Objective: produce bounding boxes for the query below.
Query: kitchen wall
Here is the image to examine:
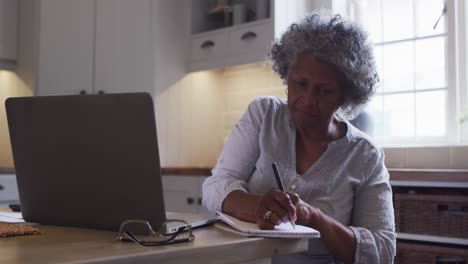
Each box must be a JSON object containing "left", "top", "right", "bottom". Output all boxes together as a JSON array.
[
  {"left": 219, "top": 63, "right": 286, "bottom": 141},
  {"left": 154, "top": 62, "right": 285, "bottom": 168},
  {"left": 156, "top": 62, "right": 468, "bottom": 170},
  {"left": 0, "top": 70, "right": 32, "bottom": 167},
  {"left": 155, "top": 70, "right": 224, "bottom": 167},
  {"left": 1, "top": 63, "right": 467, "bottom": 170}
]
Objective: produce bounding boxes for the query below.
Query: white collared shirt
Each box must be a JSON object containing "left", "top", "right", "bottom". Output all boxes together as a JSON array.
[{"left": 202, "top": 96, "right": 396, "bottom": 264}]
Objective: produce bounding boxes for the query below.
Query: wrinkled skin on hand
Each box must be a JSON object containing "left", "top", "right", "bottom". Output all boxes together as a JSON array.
[
  {"left": 255, "top": 189, "right": 320, "bottom": 230},
  {"left": 255, "top": 188, "right": 297, "bottom": 229}
]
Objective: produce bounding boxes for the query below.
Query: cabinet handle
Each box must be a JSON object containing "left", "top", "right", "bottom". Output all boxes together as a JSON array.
[
  {"left": 241, "top": 31, "right": 257, "bottom": 40},
  {"left": 79, "top": 90, "right": 87, "bottom": 95},
  {"left": 198, "top": 198, "right": 202, "bottom": 205},
  {"left": 186, "top": 197, "right": 194, "bottom": 205},
  {"left": 97, "top": 90, "right": 105, "bottom": 95},
  {"left": 201, "top": 40, "right": 215, "bottom": 49},
  {"left": 0, "top": 184, "right": 4, "bottom": 191}
]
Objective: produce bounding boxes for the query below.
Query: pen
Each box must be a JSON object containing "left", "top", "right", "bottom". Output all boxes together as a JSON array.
[{"left": 271, "top": 162, "right": 296, "bottom": 230}]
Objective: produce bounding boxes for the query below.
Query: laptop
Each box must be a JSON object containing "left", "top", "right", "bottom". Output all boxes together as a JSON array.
[{"left": 6, "top": 93, "right": 187, "bottom": 232}]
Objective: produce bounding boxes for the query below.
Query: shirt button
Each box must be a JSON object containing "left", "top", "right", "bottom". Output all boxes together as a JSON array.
[{"left": 291, "top": 184, "right": 296, "bottom": 190}]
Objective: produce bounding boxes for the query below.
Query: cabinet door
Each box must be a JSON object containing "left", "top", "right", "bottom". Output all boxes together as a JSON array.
[
  {"left": 162, "top": 175, "right": 206, "bottom": 214},
  {"left": 228, "top": 22, "right": 273, "bottom": 55},
  {"left": 37, "top": 0, "right": 94, "bottom": 96},
  {"left": 191, "top": 32, "right": 228, "bottom": 62},
  {"left": 197, "top": 176, "right": 210, "bottom": 214},
  {"left": 94, "top": 0, "right": 154, "bottom": 95},
  {"left": 224, "top": 21, "right": 274, "bottom": 68},
  {"left": 0, "top": 0, "right": 17, "bottom": 62}
]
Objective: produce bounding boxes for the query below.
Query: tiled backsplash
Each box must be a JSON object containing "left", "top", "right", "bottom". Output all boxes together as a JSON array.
[
  {"left": 220, "top": 63, "right": 286, "bottom": 141},
  {"left": 155, "top": 63, "right": 468, "bottom": 170},
  {"left": 154, "top": 62, "right": 286, "bottom": 167},
  {"left": 154, "top": 70, "right": 224, "bottom": 167}
]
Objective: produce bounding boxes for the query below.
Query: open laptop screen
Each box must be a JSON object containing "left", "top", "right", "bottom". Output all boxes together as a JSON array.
[{"left": 6, "top": 93, "right": 166, "bottom": 231}]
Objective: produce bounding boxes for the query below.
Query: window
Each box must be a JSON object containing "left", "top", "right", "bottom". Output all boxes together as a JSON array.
[{"left": 356, "top": 0, "right": 468, "bottom": 146}]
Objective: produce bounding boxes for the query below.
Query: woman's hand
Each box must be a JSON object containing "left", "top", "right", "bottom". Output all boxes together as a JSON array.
[
  {"left": 287, "top": 193, "right": 321, "bottom": 227},
  {"left": 289, "top": 194, "right": 357, "bottom": 264},
  {"left": 255, "top": 189, "right": 297, "bottom": 229}
]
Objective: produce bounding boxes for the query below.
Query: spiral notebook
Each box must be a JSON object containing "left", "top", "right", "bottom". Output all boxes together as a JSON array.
[{"left": 215, "top": 211, "right": 320, "bottom": 238}]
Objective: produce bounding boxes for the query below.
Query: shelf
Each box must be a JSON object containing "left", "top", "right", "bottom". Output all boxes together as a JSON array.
[
  {"left": 0, "top": 59, "right": 16, "bottom": 71},
  {"left": 207, "top": 5, "right": 229, "bottom": 15},
  {"left": 397, "top": 232, "right": 468, "bottom": 246},
  {"left": 192, "top": 18, "right": 272, "bottom": 38},
  {"left": 390, "top": 180, "right": 468, "bottom": 188}
]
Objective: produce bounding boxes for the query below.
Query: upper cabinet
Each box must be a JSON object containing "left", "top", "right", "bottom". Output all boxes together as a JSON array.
[
  {"left": 19, "top": 0, "right": 154, "bottom": 96},
  {"left": 189, "top": 0, "right": 348, "bottom": 72},
  {"left": 35, "top": 0, "right": 95, "bottom": 96},
  {"left": 17, "top": 0, "right": 186, "bottom": 96},
  {"left": 0, "top": 0, "right": 17, "bottom": 70},
  {"left": 94, "top": 0, "right": 153, "bottom": 95}
]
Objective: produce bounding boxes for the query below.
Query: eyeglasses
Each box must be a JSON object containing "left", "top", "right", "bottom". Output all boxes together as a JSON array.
[{"left": 115, "top": 219, "right": 194, "bottom": 246}]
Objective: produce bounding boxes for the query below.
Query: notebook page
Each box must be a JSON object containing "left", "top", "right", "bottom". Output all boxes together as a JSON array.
[
  {"left": 0, "top": 212, "right": 24, "bottom": 223},
  {"left": 216, "top": 211, "right": 320, "bottom": 238}
]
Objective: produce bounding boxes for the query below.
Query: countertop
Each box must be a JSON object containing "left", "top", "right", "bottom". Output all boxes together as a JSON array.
[
  {"left": 0, "top": 167, "right": 15, "bottom": 174},
  {"left": 161, "top": 167, "right": 211, "bottom": 176},
  {"left": 0, "top": 167, "right": 212, "bottom": 176},
  {"left": 0, "top": 210, "right": 308, "bottom": 264},
  {"left": 3, "top": 167, "right": 468, "bottom": 181},
  {"left": 388, "top": 169, "right": 468, "bottom": 182}
]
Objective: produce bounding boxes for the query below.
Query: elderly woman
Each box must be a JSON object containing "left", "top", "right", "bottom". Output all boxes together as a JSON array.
[{"left": 202, "top": 13, "right": 396, "bottom": 264}]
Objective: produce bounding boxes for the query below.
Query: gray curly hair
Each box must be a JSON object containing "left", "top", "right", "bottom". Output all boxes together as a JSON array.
[{"left": 267, "top": 13, "right": 378, "bottom": 119}]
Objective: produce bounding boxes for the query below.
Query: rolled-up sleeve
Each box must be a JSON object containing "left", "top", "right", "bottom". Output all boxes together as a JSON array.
[
  {"left": 350, "top": 149, "right": 396, "bottom": 263},
  {"left": 202, "top": 98, "right": 266, "bottom": 212}
]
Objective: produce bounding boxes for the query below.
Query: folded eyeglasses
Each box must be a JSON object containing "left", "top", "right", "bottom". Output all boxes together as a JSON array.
[{"left": 116, "top": 219, "right": 194, "bottom": 246}]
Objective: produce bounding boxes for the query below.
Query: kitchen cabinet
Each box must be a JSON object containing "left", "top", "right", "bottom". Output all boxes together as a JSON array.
[
  {"left": 189, "top": 0, "right": 348, "bottom": 72},
  {"left": 0, "top": 0, "right": 17, "bottom": 70},
  {"left": 94, "top": 0, "right": 153, "bottom": 95},
  {"left": 190, "top": 19, "right": 273, "bottom": 72},
  {"left": 34, "top": 0, "right": 153, "bottom": 96},
  {"left": 162, "top": 175, "right": 208, "bottom": 214},
  {"left": 34, "top": 0, "right": 95, "bottom": 96},
  {"left": 18, "top": 0, "right": 185, "bottom": 96}
]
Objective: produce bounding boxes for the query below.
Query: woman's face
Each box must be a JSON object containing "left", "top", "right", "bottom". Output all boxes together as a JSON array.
[{"left": 287, "top": 53, "right": 345, "bottom": 131}]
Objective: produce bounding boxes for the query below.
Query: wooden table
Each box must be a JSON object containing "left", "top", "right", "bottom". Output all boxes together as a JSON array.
[{"left": 0, "top": 212, "right": 308, "bottom": 264}]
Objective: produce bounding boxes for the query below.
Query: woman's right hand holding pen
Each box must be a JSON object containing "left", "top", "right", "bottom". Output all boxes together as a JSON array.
[
  {"left": 255, "top": 189, "right": 324, "bottom": 230},
  {"left": 255, "top": 189, "right": 298, "bottom": 230}
]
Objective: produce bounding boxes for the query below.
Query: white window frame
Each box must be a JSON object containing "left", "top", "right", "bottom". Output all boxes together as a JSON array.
[
  {"left": 350, "top": 0, "right": 468, "bottom": 147},
  {"left": 459, "top": 0, "right": 468, "bottom": 143},
  {"left": 447, "top": 0, "right": 460, "bottom": 145}
]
